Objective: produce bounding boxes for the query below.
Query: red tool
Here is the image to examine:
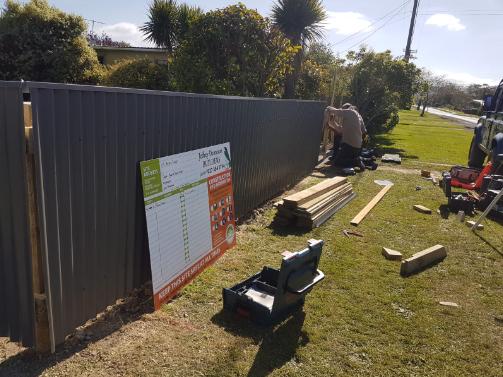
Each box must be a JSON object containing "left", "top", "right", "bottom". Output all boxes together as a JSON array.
[{"left": 449, "top": 162, "right": 493, "bottom": 190}]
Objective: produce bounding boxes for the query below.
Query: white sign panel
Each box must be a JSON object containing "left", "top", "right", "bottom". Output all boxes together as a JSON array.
[{"left": 140, "top": 143, "right": 236, "bottom": 309}]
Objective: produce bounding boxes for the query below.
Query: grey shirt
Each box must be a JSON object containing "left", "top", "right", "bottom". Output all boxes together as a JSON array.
[{"left": 325, "top": 108, "right": 366, "bottom": 149}]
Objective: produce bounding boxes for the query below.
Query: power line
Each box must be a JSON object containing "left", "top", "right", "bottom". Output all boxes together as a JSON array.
[
  {"left": 331, "top": 0, "right": 413, "bottom": 47},
  {"left": 338, "top": 8, "right": 409, "bottom": 55},
  {"left": 418, "top": 13, "right": 503, "bottom": 16}
]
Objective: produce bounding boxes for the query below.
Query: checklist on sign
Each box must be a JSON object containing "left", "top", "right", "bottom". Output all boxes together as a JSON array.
[{"left": 140, "top": 142, "right": 236, "bottom": 309}]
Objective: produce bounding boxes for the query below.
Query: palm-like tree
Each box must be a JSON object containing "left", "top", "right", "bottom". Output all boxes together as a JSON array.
[
  {"left": 177, "top": 4, "right": 203, "bottom": 40},
  {"left": 272, "top": 0, "right": 326, "bottom": 98},
  {"left": 141, "top": 0, "right": 179, "bottom": 52}
]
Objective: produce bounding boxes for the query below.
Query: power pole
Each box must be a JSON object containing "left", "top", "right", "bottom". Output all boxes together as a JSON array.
[{"left": 404, "top": 0, "right": 419, "bottom": 62}]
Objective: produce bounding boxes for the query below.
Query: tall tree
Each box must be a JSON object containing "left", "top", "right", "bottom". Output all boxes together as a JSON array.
[
  {"left": 141, "top": 0, "right": 179, "bottom": 52},
  {"left": 0, "top": 0, "right": 103, "bottom": 83},
  {"left": 173, "top": 4, "right": 297, "bottom": 97},
  {"left": 272, "top": 0, "right": 326, "bottom": 98},
  {"left": 176, "top": 3, "right": 203, "bottom": 40},
  {"left": 141, "top": 0, "right": 202, "bottom": 52},
  {"left": 347, "top": 48, "right": 420, "bottom": 133}
]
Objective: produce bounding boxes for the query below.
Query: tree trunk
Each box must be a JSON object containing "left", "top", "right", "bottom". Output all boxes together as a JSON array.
[
  {"left": 284, "top": 48, "right": 303, "bottom": 99},
  {"left": 420, "top": 94, "right": 429, "bottom": 116}
]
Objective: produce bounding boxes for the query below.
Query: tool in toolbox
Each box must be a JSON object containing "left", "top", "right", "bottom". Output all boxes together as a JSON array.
[{"left": 222, "top": 239, "right": 325, "bottom": 325}]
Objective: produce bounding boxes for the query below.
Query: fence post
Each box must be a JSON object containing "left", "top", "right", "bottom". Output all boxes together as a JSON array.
[{"left": 24, "top": 102, "right": 51, "bottom": 353}]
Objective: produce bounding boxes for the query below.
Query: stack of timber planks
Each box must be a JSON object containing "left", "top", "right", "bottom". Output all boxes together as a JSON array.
[{"left": 275, "top": 177, "right": 355, "bottom": 229}]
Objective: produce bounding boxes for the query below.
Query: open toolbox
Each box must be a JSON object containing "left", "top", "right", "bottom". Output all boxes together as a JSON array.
[
  {"left": 442, "top": 173, "right": 478, "bottom": 214},
  {"left": 222, "top": 239, "right": 325, "bottom": 325}
]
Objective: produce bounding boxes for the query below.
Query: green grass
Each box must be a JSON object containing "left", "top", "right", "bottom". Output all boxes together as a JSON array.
[
  {"left": 164, "top": 110, "right": 501, "bottom": 376},
  {"left": 373, "top": 110, "right": 473, "bottom": 167},
  {"left": 4, "top": 110, "right": 501, "bottom": 376}
]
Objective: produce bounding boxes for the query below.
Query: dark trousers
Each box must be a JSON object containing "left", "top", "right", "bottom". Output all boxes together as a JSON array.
[{"left": 333, "top": 142, "right": 362, "bottom": 168}]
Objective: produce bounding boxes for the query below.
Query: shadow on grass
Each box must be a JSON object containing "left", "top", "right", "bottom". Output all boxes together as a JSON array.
[
  {"left": 210, "top": 310, "right": 308, "bottom": 377},
  {"left": 473, "top": 214, "right": 503, "bottom": 256},
  {"left": 268, "top": 221, "right": 311, "bottom": 237},
  {"left": 0, "top": 288, "right": 154, "bottom": 377},
  {"left": 370, "top": 134, "right": 419, "bottom": 160},
  {"left": 310, "top": 164, "right": 341, "bottom": 178},
  {"left": 474, "top": 232, "right": 503, "bottom": 257}
]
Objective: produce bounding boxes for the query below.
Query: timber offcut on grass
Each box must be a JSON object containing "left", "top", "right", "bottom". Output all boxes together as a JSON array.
[
  {"left": 400, "top": 245, "right": 447, "bottom": 276},
  {"left": 350, "top": 184, "right": 393, "bottom": 226}
]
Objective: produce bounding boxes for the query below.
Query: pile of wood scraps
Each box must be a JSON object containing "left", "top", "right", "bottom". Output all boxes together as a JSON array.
[{"left": 274, "top": 177, "right": 356, "bottom": 229}]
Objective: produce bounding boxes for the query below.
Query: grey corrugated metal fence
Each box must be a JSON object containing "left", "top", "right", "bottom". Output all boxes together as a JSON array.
[
  {"left": 1, "top": 81, "right": 324, "bottom": 349},
  {"left": 0, "top": 82, "right": 35, "bottom": 347}
]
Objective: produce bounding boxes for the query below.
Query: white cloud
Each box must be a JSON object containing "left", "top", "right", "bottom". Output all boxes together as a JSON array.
[
  {"left": 95, "top": 22, "right": 154, "bottom": 47},
  {"left": 425, "top": 13, "right": 465, "bottom": 31},
  {"left": 323, "top": 11, "right": 372, "bottom": 35},
  {"left": 433, "top": 69, "right": 499, "bottom": 86}
]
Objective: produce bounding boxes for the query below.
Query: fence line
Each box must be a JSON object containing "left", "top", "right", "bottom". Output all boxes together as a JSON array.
[{"left": 1, "top": 81, "right": 324, "bottom": 349}]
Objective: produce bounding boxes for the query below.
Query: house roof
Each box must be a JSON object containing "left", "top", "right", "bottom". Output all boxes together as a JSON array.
[{"left": 92, "top": 46, "right": 169, "bottom": 53}]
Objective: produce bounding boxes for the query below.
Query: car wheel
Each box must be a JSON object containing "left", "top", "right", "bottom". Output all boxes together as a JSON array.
[{"left": 468, "top": 136, "right": 486, "bottom": 168}]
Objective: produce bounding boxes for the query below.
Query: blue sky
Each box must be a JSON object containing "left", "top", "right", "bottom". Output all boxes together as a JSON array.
[{"left": 15, "top": 0, "right": 503, "bottom": 85}]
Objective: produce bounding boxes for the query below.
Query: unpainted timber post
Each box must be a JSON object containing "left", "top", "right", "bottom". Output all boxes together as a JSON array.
[{"left": 24, "top": 102, "right": 51, "bottom": 353}]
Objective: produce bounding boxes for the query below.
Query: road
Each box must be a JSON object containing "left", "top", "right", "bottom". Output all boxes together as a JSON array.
[{"left": 426, "top": 107, "right": 479, "bottom": 128}]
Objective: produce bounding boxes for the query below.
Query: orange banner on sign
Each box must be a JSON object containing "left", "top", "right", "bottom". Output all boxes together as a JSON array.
[{"left": 152, "top": 169, "right": 236, "bottom": 310}]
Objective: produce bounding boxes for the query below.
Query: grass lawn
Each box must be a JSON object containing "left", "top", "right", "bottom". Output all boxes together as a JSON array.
[
  {"left": 1, "top": 111, "right": 502, "bottom": 377},
  {"left": 372, "top": 110, "right": 473, "bottom": 168}
]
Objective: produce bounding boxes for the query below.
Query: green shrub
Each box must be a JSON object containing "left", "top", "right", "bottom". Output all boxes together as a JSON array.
[
  {"left": 0, "top": 0, "right": 103, "bottom": 84},
  {"left": 172, "top": 4, "right": 297, "bottom": 97},
  {"left": 104, "top": 58, "right": 174, "bottom": 91},
  {"left": 347, "top": 48, "right": 420, "bottom": 133}
]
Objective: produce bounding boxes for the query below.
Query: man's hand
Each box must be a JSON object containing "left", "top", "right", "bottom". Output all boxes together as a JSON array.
[{"left": 363, "top": 133, "right": 370, "bottom": 144}]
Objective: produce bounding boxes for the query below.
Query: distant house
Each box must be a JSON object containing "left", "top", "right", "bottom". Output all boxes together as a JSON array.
[{"left": 93, "top": 46, "right": 169, "bottom": 66}]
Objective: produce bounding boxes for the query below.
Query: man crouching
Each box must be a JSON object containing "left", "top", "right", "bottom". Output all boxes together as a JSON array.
[{"left": 323, "top": 103, "right": 367, "bottom": 173}]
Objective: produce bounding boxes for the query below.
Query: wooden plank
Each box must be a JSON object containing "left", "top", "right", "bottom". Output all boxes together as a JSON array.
[
  {"left": 301, "top": 191, "right": 353, "bottom": 221},
  {"left": 297, "top": 183, "right": 351, "bottom": 210},
  {"left": 350, "top": 184, "right": 393, "bottom": 226},
  {"left": 297, "top": 192, "right": 356, "bottom": 228},
  {"left": 24, "top": 102, "right": 51, "bottom": 353},
  {"left": 311, "top": 193, "right": 356, "bottom": 228},
  {"left": 296, "top": 185, "right": 353, "bottom": 215},
  {"left": 466, "top": 220, "right": 483, "bottom": 230},
  {"left": 283, "top": 177, "right": 347, "bottom": 206},
  {"left": 413, "top": 204, "right": 432, "bottom": 214},
  {"left": 400, "top": 245, "right": 447, "bottom": 276},
  {"left": 382, "top": 247, "right": 402, "bottom": 261}
]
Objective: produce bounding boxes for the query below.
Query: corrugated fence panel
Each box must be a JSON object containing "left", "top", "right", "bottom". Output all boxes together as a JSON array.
[
  {"left": 27, "top": 82, "right": 324, "bottom": 346},
  {"left": 0, "top": 82, "right": 35, "bottom": 347}
]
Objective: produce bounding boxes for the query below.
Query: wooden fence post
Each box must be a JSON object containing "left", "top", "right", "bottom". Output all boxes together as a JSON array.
[{"left": 24, "top": 102, "right": 51, "bottom": 353}]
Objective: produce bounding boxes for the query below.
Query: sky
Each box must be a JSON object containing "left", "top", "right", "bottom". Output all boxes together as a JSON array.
[{"left": 12, "top": 0, "right": 503, "bottom": 86}]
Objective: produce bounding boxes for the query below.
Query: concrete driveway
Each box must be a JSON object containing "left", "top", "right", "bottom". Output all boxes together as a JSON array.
[{"left": 426, "top": 107, "right": 479, "bottom": 128}]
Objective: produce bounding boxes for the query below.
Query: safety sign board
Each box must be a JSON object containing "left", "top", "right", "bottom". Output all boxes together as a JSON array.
[{"left": 140, "top": 142, "right": 236, "bottom": 309}]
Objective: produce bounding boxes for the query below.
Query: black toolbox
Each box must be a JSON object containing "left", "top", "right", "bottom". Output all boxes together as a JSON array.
[
  {"left": 222, "top": 239, "right": 325, "bottom": 325},
  {"left": 442, "top": 173, "right": 477, "bottom": 214}
]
